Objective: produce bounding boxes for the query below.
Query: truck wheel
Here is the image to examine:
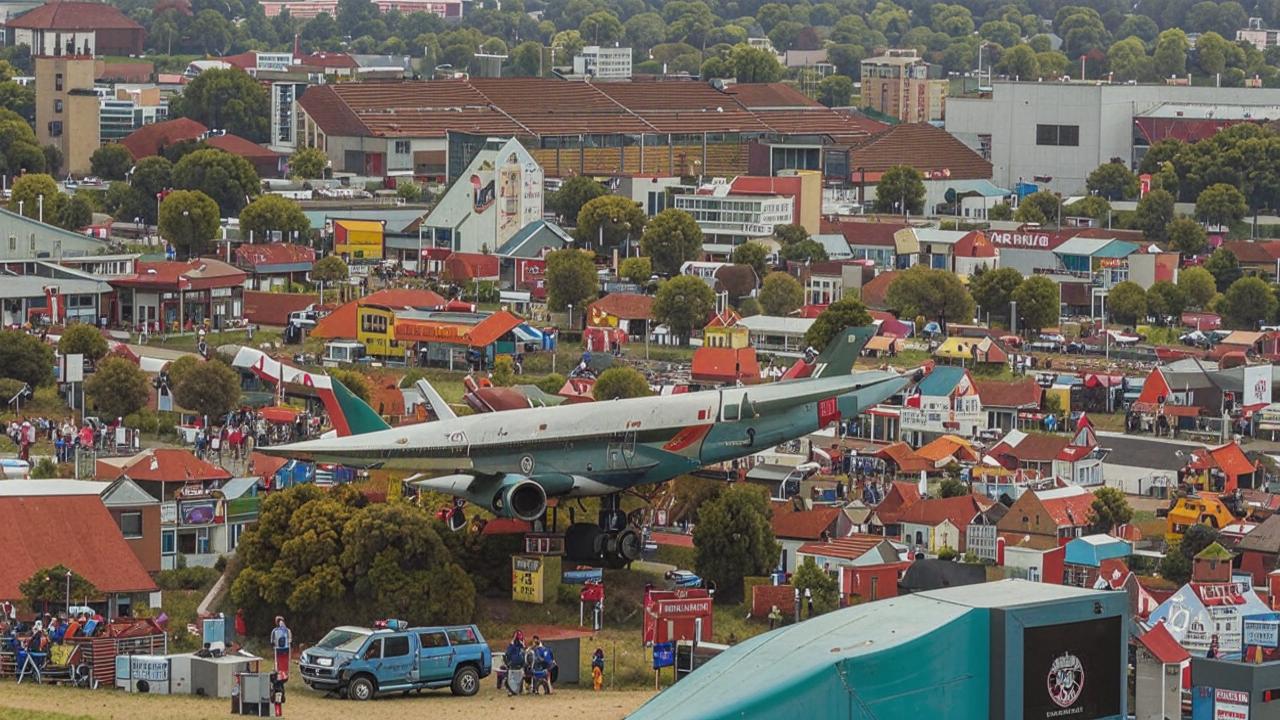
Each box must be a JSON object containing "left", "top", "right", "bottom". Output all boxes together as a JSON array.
[
  {"left": 451, "top": 666, "right": 480, "bottom": 697},
  {"left": 348, "top": 676, "right": 375, "bottom": 701}
]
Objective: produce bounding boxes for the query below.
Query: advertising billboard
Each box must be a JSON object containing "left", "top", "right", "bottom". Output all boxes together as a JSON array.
[
  {"left": 1022, "top": 617, "right": 1122, "bottom": 720},
  {"left": 1243, "top": 364, "right": 1272, "bottom": 408}
]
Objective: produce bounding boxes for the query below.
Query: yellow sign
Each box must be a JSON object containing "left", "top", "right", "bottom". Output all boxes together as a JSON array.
[
  {"left": 334, "top": 219, "right": 384, "bottom": 260},
  {"left": 512, "top": 555, "right": 545, "bottom": 604}
]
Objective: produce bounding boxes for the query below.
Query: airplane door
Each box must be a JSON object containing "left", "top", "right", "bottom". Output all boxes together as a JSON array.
[
  {"left": 608, "top": 431, "right": 636, "bottom": 469},
  {"left": 719, "top": 388, "right": 754, "bottom": 422}
]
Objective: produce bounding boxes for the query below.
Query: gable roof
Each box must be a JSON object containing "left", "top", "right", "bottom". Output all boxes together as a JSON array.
[
  {"left": 848, "top": 123, "right": 992, "bottom": 180},
  {"left": 1195, "top": 541, "right": 1234, "bottom": 561},
  {"left": 497, "top": 219, "right": 571, "bottom": 258},
  {"left": 236, "top": 242, "right": 316, "bottom": 270},
  {"left": 96, "top": 448, "right": 230, "bottom": 483},
  {"left": 120, "top": 117, "right": 208, "bottom": 159},
  {"left": 974, "top": 378, "right": 1042, "bottom": 409},
  {"left": 916, "top": 365, "right": 969, "bottom": 397},
  {"left": 1222, "top": 241, "right": 1280, "bottom": 264},
  {"left": 0, "top": 495, "right": 157, "bottom": 600},
  {"left": 915, "top": 435, "right": 980, "bottom": 463},
  {"left": 770, "top": 502, "right": 841, "bottom": 540},
  {"left": 1188, "top": 442, "right": 1256, "bottom": 478},
  {"left": 312, "top": 288, "right": 446, "bottom": 339},
  {"left": 205, "top": 133, "right": 283, "bottom": 160},
  {"left": 1035, "top": 486, "right": 1096, "bottom": 528},
  {"left": 898, "top": 494, "right": 993, "bottom": 528},
  {"left": 111, "top": 258, "right": 246, "bottom": 291},
  {"left": 1136, "top": 621, "right": 1190, "bottom": 665},
  {"left": 875, "top": 480, "right": 922, "bottom": 522},
  {"left": 796, "top": 534, "right": 898, "bottom": 562},
  {"left": 8, "top": 1, "right": 143, "bottom": 30},
  {"left": 1064, "top": 534, "right": 1132, "bottom": 567},
  {"left": 1093, "top": 557, "right": 1132, "bottom": 590},
  {"left": 875, "top": 442, "right": 933, "bottom": 474},
  {"left": 1237, "top": 513, "right": 1280, "bottom": 554},
  {"left": 589, "top": 292, "right": 654, "bottom": 321},
  {"left": 692, "top": 347, "right": 760, "bottom": 384},
  {"left": 1005, "top": 434, "right": 1070, "bottom": 463},
  {"left": 857, "top": 271, "right": 899, "bottom": 309}
]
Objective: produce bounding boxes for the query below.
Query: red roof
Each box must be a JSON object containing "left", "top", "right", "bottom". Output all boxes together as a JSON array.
[
  {"left": 110, "top": 259, "right": 246, "bottom": 291},
  {"left": 796, "top": 534, "right": 895, "bottom": 562},
  {"left": 848, "top": 123, "right": 992, "bottom": 180},
  {"left": 249, "top": 451, "right": 288, "bottom": 482},
  {"left": 691, "top": 347, "right": 760, "bottom": 384},
  {"left": 770, "top": 502, "right": 841, "bottom": 540},
  {"left": 1004, "top": 434, "right": 1070, "bottom": 462},
  {"left": 7, "top": 1, "right": 143, "bottom": 30},
  {"left": 1188, "top": 442, "right": 1256, "bottom": 478},
  {"left": 236, "top": 243, "right": 315, "bottom": 269},
  {"left": 1095, "top": 558, "right": 1132, "bottom": 591},
  {"left": 1136, "top": 621, "right": 1190, "bottom": 664},
  {"left": 589, "top": 293, "right": 654, "bottom": 322},
  {"left": 466, "top": 310, "right": 524, "bottom": 348},
  {"left": 834, "top": 221, "right": 909, "bottom": 248},
  {"left": 875, "top": 480, "right": 922, "bottom": 523},
  {"left": 443, "top": 252, "right": 500, "bottom": 281},
  {"left": 97, "top": 448, "right": 231, "bottom": 483},
  {"left": 242, "top": 290, "right": 318, "bottom": 327},
  {"left": 205, "top": 133, "right": 283, "bottom": 160},
  {"left": 875, "top": 442, "right": 933, "bottom": 473},
  {"left": 1222, "top": 241, "right": 1280, "bottom": 264},
  {"left": 296, "top": 51, "right": 359, "bottom": 70},
  {"left": 897, "top": 495, "right": 993, "bottom": 528},
  {"left": 120, "top": 117, "right": 208, "bottom": 159},
  {"left": 974, "top": 379, "right": 1042, "bottom": 409},
  {"left": 953, "top": 231, "right": 997, "bottom": 258},
  {"left": 1037, "top": 488, "right": 1096, "bottom": 528},
  {"left": 722, "top": 83, "right": 820, "bottom": 108},
  {"left": 311, "top": 288, "right": 446, "bottom": 339},
  {"left": 0, "top": 495, "right": 157, "bottom": 600},
  {"left": 859, "top": 271, "right": 899, "bottom": 309}
]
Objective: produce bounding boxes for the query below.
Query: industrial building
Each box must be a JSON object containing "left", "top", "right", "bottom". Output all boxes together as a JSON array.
[{"left": 630, "top": 580, "right": 1128, "bottom": 720}]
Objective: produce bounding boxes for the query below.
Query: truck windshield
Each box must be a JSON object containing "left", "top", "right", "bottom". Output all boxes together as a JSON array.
[{"left": 315, "top": 629, "right": 369, "bottom": 653}]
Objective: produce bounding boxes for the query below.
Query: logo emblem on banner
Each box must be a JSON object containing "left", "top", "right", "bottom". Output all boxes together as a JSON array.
[{"left": 1047, "top": 652, "right": 1085, "bottom": 708}]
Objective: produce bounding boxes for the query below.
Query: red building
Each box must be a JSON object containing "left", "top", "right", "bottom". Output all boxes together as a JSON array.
[
  {"left": 797, "top": 535, "right": 910, "bottom": 603},
  {"left": 110, "top": 259, "right": 246, "bottom": 331}
]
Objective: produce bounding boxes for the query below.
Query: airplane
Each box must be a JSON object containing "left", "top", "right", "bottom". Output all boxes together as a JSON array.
[{"left": 261, "top": 326, "right": 918, "bottom": 565}]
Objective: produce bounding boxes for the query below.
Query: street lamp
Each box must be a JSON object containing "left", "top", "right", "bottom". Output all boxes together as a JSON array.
[
  {"left": 37, "top": 194, "right": 43, "bottom": 224},
  {"left": 64, "top": 570, "right": 72, "bottom": 612},
  {"left": 567, "top": 303, "right": 574, "bottom": 330}
]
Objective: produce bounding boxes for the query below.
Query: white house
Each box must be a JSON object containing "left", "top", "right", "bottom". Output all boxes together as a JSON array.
[{"left": 418, "top": 137, "right": 545, "bottom": 255}]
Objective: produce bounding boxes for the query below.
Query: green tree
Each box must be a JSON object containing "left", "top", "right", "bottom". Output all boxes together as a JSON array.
[
  {"left": 1146, "top": 281, "right": 1187, "bottom": 323},
  {"left": 773, "top": 224, "right": 809, "bottom": 247},
  {"left": 158, "top": 190, "right": 220, "bottom": 259},
  {"left": 170, "top": 68, "right": 270, "bottom": 142},
  {"left": 1086, "top": 162, "right": 1139, "bottom": 200},
  {"left": 816, "top": 75, "right": 853, "bottom": 107},
  {"left": 779, "top": 239, "right": 829, "bottom": 263},
  {"left": 1090, "top": 487, "right": 1132, "bottom": 532},
  {"left": 731, "top": 242, "right": 769, "bottom": 280},
  {"left": 545, "top": 249, "right": 597, "bottom": 312},
  {"left": 692, "top": 484, "right": 779, "bottom": 603},
  {"left": 738, "top": 296, "right": 763, "bottom": 317},
  {"left": 42, "top": 144, "right": 62, "bottom": 178},
  {"left": 970, "top": 267, "right": 1024, "bottom": 323},
  {"left": 289, "top": 146, "right": 328, "bottom": 179},
  {"left": 58, "top": 323, "right": 108, "bottom": 363},
  {"left": 728, "top": 43, "right": 783, "bottom": 82},
  {"left": 9, "top": 173, "right": 65, "bottom": 223},
  {"left": 1153, "top": 28, "right": 1190, "bottom": 78},
  {"left": 790, "top": 557, "right": 838, "bottom": 616},
  {"left": 329, "top": 368, "right": 372, "bottom": 403},
  {"left": 1106, "top": 36, "right": 1151, "bottom": 82},
  {"left": 997, "top": 44, "right": 1040, "bottom": 79},
  {"left": 0, "top": 108, "right": 44, "bottom": 175},
  {"left": 396, "top": 182, "right": 423, "bottom": 203},
  {"left": 20, "top": 565, "right": 96, "bottom": 613},
  {"left": 803, "top": 296, "right": 871, "bottom": 348},
  {"left": 1011, "top": 275, "right": 1060, "bottom": 334},
  {"left": 1132, "top": 189, "right": 1176, "bottom": 242},
  {"left": 550, "top": 176, "right": 606, "bottom": 224},
  {"left": 759, "top": 271, "right": 804, "bottom": 316},
  {"left": 90, "top": 143, "right": 134, "bottom": 180},
  {"left": 576, "top": 195, "right": 645, "bottom": 253},
  {"left": 592, "top": 366, "right": 652, "bottom": 400},
  {"left": 1195, "top": 183, "right": 1248, "bottom": 227},
  {"left": 1166, "top": 216, "right": 1208, "bottom": 256},
  {"left": 1106, "top": 281, "right": 1147, "bottom": 326},
  {"left": 579, "top": 10, "right": 623, "bottom": 44},
  {"left": 639, "top": 208, "right": 702, "bottom": 276},
  {"left": 1064, "top": 196, "right": 1111, "bottom": 225},
  {"left": 1218, "top": 276, "right": 1278, "bottom": 330},
  {"left": 238, "top": 194, "right": 310, "bottom": 244},
  {"left": 57, "top": 194, "right": 93, "bottom": 231},
  {"left": 172, "top": 148, "right": 261, "bottom": 216},
  {"left": 491, "top": 355, "right": 516, "bottom": 387},
  {"left": 1204, "top": 247, "right": 1243, "bottom": 292},
  {"left": 653, "top": 275, "right": 716, "bottom": 345},
  {"left": 507, "top": 41, "right": 544, "bottom": 77},
  {"left": 885, "top": 266, "right": 975, "bottom": 328},
  {"left": 988, "top": 202, "right": 1013, "bottom": 221},
  {"left": 311, "top": 255, "right": 348, "bottom": 302},
  {"left": 1160, "top": 524, "right": 1220, "bottom": 584},
  {"left": 0, "top": 329, "right": 54, "bottom": 386},
  {"left": 85, "top": 356, "right": 151, "bottom": 419},
  {"left": 873, "top": 166, "right": 926, "bottom": 215},
  {"left": 939, "top": 478, "right": 969, "bottom": 498},
  {"left": 619, "top": 256, "right": 652, "bottom": 285},
  {"left": 173, "top": 358, "right": 242, "bottom": 418},
  {"left": 1016, "top": 190, "right": 1061, "bottom": 226},
  {"left": 1179, "top": 266, "right": 1218, "bottom": 309}
]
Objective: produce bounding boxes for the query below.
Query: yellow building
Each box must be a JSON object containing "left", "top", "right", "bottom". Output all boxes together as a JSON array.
[
  {"left": 333, "top": 219, "right": 385, "bottom": 261},
  {"left": 356, "top": 305, "right": 402, "bottom": 359},
  {"left": 1165, "top": 494, "right": 1238, "bottom": 544},
  {"left": 704, "top": 309, "right": 749, "bottom": 349},
  {"left": 35, "top": 55, "right": 99, "bottom": 176}
]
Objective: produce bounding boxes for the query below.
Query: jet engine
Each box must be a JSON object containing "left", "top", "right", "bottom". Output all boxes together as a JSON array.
[{"left": 488, "top": 474, "right": 547, "bottom": 522}]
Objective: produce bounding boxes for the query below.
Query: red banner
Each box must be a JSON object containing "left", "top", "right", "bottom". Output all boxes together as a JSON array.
[{"left": 817, "top": 397, "right": 841, "bottom": 427}]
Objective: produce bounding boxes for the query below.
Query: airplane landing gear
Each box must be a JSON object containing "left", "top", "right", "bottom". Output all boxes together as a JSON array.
[{"left": 564, "top": 494, "right": 642, "bottom": 568}]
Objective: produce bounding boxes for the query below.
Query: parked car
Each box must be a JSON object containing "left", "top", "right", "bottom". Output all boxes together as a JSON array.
[
  {"left": 665, "top": 569, "right": 703, "bottom": 588},
  {"left": 300, "top": 622, "right": 491, "bottom": 701}
]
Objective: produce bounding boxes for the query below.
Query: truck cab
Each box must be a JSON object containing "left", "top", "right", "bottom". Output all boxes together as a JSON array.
[{"left": 300, "top": 623, "right": 491, "bottom": 701}]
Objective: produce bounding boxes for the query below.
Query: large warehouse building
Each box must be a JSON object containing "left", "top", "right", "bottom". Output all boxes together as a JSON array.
[
  {"left": 629, "top": 580, "right": 1129, "bottom": 720},
  {"left": 295, "top": 78, "right": 884, "bottom": 181}
]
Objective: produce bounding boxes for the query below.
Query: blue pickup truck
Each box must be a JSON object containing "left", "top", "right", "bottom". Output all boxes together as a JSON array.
[{"left": 300, "top": 623, "right": 492, "bottom": 701}]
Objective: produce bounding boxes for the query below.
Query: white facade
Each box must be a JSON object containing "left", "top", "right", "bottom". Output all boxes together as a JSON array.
[
  {"left": 967, "top": 523, "right": 998, "bottom": 562},
  {"left": 573, "top": 46, "right": 633, "bottom": 80},
  {"left": 674, "top": 190, "right": 794, "bottom": 250},
  {"left": 946, "top": 81, "right": 1280, "bottom": 195},
  {"left": 900, "top": 395, "right": 983, "bottom": 440},
  {"left": 420, "top": 137, "right": 544, "bottom": 254},
  {"left": 12, "top": 28, "right": 93, "bottom": 56},
  {"left": 901, "top": 518, "right": 961, "bottom": 554}
]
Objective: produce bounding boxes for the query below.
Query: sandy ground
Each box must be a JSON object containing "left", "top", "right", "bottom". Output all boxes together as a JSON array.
[{"left": 0, "top": 679, "right": 657, "bottom": 720}]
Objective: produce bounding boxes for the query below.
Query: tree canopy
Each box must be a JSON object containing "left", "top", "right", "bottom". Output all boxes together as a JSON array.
[
  {"left": 653, "top": 275, "right": 716, "bottom": 346},
  {"left": 0, "top": 329, "right": 54, "bottom": 387},
  {"left": 158, "top": 190, "right": 221, "bottom": 260},
  {"left": 873, "top": 166, "right": 926, "bottom": 215},
  {"left": 90, "top": 144, "right": 134, "bottom": 181},
  {"left": 885, "top": 266, "right": 975, "bottom": 328},
  {"left": 545, "top": 249, "right": 597, "bottom": 312},
  {"left": 1106, "top": 281, "right": 1147, "bottom": 327},
  {"left": 803, "top": 296, "right": 872, "bottom": 349},
  {"left": 172, "top": 148, "right": 261, "bottom": 217},
  {"left": 85, "top": 356, "right": 151, "bottom": 420},
  {"left": 173, "top": 358, "right": 242, "bottom": 419},
  {"left": 639, "top": 208, "right": 702, "bottom": 276},
  {"left": 1218, "top": 276, "right": 1278, "bottom": 330},
  {"left": 288, "top": 147, "right": 328, "bottom": 179},
  {"left": 970, "top": 267, "right": 1024, "bottom": 323},
  {"left": 549, "top": 176, "right": 606, "bottom": 224},
  {"left": 759, "top": 271, "right": 803, "bottom": 316},
  {"left": 238, "top": 194, "right": 311, "bottom": 243},
  {"left": 58, "top": 324, "right": 108, "bottom": 363},
  {"left": 692, "top": 484, "right": 779, "bottom": 603},
  {"left": 1011, "top": 275, "right": 1060, "bottom": 334},
  {"left": 576, "top": 195, "right": 645, "bottom": 253},
  {"left": 170, "top": 68, "right": 270, "bottom": 142},
  {"left": 592, "top": 366, "right": 652, "bottom": 400}
]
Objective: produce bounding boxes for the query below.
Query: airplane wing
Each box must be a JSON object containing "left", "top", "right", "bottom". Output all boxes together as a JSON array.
[{"left": 808, "top": 326, "right": 877, "bottom": 379}]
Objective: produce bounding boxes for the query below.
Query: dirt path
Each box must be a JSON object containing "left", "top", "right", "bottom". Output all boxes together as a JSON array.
[{"left": 0, "top": 679, "right": 656, "bottom": 720}]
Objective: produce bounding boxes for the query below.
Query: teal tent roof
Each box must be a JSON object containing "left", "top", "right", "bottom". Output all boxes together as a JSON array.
[
  {"left": 917, "top": 364, "right": 967, "bottom": 396},
  {"left": 497, "top": 219, "right": 571, "bottom": 258}
]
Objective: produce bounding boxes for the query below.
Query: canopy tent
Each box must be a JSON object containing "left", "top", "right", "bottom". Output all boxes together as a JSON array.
[{"left": 260, "top": 406, "right": 300, "bottom": 424}]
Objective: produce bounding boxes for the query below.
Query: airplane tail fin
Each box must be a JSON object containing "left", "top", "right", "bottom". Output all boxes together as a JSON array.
[
  {"left": 809, "top": 326, "right": 877, "bottom": 378},
  {"left": 321, "top": 377, "right": 391, "bottom": 437}
]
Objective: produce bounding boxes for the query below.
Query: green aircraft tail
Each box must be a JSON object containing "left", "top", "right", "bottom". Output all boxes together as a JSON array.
[
  {"left": 809, "top": 325, "right": 877, "bottom": 379},
  {"left": 326, "top": 377, "right": 391, "bottom": 437}
]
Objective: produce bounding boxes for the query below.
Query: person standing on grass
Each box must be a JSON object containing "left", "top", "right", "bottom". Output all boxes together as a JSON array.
[
  {"left": 591, "top": 648, "right": 605, "bottom": 691},
  {"left": 270, "top": 616, "right": 291, "bottom": 675}
]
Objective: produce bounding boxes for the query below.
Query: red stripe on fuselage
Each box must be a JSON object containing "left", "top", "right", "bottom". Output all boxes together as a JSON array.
[{"left": 663, "top": 424, "right": 713, "bottom": 454}]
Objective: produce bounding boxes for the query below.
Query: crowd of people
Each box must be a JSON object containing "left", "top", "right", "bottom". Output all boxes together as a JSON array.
[
  {"left": 0, "top": 602, "right": 106, "bottom": 657},
  {"left": 499, "top": 631, "right": 559, "bottom": 696},
  {"left": 8, "top": 416, "right": 134, "bottom": 463},
  {"left": 191, "top": 408, "right": 321, "bottom": 465}
]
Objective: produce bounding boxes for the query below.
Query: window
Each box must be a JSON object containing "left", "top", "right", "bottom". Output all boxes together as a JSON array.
[
  {"left": 48, "top": 121, "right": 63, "bottom": 137},
  {"left": 383, "top": 635, "right": 411, "bottom": 657},
  {"left": 54, "top": 99, "right": 63, "bottom": 113},
  {"left": 161, "top": 529, "right": 175, "bottom": 555},
  {"left": 1035, "top": 124, "right": 1079, "bottom": 147},
  {"left": 418, "top": 631, "right": 448, "bottom": 648},
  {"left": 446, "top": 627, "right": 477, "bottom": 645},
  {"left": 120, "top": 512, "right": 143, "bottom": 539},
  {"left": 55, "top": 73, "right": 63, "bottom": 91},
  {"left": 394, "top": 140, "right": 410, "bottom": 154},
  {"left": 7, "top": 236, "right": 14, "bottom": 251},
  {"left": 363, "top": 639, "right": 383, "bottom": 660}
]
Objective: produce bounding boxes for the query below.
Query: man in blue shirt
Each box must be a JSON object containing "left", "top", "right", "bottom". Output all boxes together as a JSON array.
[{"left": 270, "top": 616, "right": 291, "bottom": 676}]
